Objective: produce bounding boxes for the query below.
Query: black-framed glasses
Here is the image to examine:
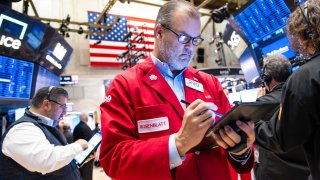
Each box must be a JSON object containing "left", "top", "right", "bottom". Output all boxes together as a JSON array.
[
  {"left": 48, "top": 99, "right": 67, "bottom": 110},
  {"left": 161, "top": 24, "right": 204, "bottom": 46}
]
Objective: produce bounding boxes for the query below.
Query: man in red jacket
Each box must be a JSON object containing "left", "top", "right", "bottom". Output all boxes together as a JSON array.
[{"left": 99, "top": 1, "right": 255, "bottom": 179}]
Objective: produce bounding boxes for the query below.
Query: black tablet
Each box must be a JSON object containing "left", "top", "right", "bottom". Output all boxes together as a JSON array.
[
  {"left": 210, "top": 101, "right": 279, "bottom": 133},
  {"left": 74, "top": 130, "right": 102, "bottom": 167},
  {"left": 191, "top": 101, "right": 279, "bottom": 151}
]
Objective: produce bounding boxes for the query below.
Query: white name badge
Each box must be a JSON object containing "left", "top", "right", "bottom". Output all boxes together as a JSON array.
[
  {"left": 185, "top": 78, "right": 204, "bottom": 92},
  {"left": 138, "top": 117, "right": 169, "bottom": 133}
]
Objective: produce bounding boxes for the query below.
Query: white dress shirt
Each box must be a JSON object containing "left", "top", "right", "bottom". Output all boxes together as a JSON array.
[{"left": 2, "top": 111, "right": 83, "bottom": 174}]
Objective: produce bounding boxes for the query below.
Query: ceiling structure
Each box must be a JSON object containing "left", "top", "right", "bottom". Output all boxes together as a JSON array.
[
  {"left": 126, "top": 0, "right": 251, "bottom": 16},
  {"left": 10, "top": 0, "right": 251, "bottom": 37},
  {"left": 5, "top": 0, "right": 251, "bottom": 16},
  {"left": 174, "top": 0, "right": 250, "bottom": 14}
]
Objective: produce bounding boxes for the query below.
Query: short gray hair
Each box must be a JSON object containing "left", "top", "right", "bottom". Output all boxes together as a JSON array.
[
  {"left": 263, "top": 54, "right": 292, "bottom": 82},
  {"left": 155, "top": 0, "right": 200, "bottom": 27}
]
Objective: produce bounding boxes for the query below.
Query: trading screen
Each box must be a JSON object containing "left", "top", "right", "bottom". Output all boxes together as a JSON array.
[
  {"left": 235, "top": 0, "right": 297, "bottom": 61},
  {"left": 0, "top": 55, "right": 34, "bottom": 99},
  {"left": 33, "top": 65, "right": 60, "bottom": 94},
  {"left": 235, "top": 0, "right": 291, "bottom": 44}
]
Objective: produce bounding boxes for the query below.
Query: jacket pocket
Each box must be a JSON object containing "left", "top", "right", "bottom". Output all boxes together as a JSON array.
[{"left": 134, "top": 104, "right": 172, "bottom": 140}]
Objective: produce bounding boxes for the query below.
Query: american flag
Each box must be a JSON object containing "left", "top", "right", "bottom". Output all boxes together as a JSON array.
[{"left": 88, "top": 11, "right": 155, "bottom": 67}]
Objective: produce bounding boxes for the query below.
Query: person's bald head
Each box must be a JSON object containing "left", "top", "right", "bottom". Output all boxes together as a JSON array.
[{"left": 80, "top": 113, "right": 89, "bottom": 123}]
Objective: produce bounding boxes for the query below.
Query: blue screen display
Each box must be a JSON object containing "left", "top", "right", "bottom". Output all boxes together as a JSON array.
[
  {"left": 248, "top": 26, "right": 297, "bottom": 61},
  {"left": 260, "top": 36, "right": 296, "bottom": 59},
  {"left": 291, "top": 65, "right": 300, "bottom": 72},
  {"left": 235, "top": 0, "right": 291, "bottom": 44},
  {"left": 298, "top": 0, "right": 306, "bottom": 4},
  {"left": 33, "top": 65, "right": 60, "bottom": 95},
  {"left": 0, "top": 55, "right": 34, "bottom": 99}
]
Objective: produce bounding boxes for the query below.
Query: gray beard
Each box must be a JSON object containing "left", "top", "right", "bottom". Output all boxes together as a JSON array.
[{"left": 158, "top": 46, "right": 193, "bottom": 71}]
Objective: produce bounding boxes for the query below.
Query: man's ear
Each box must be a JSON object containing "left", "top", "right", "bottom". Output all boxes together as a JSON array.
[
  {"left": 42, "top": 99, "right": 50, "bottom": 110},
  {"left": 155, "top": 24, "right": 163, "bottom": 39}
]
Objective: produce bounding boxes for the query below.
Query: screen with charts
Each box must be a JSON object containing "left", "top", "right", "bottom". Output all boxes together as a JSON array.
[
  {"left": 235, "top": 0, "right": 297, "bottom": 61},
  {"left": 0, "top": 55, "right": 34, "bottom": 99},
  {"left": 250, "top": 27, "right": 297, "bottom": 60},
  {"left": 32, "top": 65, "right": 60, "bottom": 97},
  {"left": 234, "top": 0, "right": 291, "bottom": 44}
]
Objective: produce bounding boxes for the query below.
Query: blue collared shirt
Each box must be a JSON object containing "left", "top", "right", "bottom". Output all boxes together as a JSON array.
[
  {"left": 151, "top": 54, "right": 187, "bottom": 109},
  {"left": 151, "top": 54, "right": 186, "bottom": 169},
  {"left": 30, "top": 111, "right": 54, "bottom": 126}
]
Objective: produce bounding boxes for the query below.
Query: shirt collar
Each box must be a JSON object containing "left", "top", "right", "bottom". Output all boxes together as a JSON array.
[
  {"left": 151, "top": 54, "right": 187, "bottom": 78},
  {"left": 269, "top": 82, "right": 285, "bottom": 92},
  {"left": 29, "top": 110, "right": 54, "bottom": 126}
]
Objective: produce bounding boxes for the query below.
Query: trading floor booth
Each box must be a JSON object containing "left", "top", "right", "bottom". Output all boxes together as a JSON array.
[{"left": 0, "top": 4, "right": 73, "bottom": 135}]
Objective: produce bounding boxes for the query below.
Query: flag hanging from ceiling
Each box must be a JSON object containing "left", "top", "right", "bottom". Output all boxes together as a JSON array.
[{"left": 88, "top": 11, "right": 155, "bottom": 67}]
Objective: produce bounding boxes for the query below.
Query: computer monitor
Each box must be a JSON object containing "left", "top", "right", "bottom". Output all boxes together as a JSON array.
[
  {"left": 251, "top": 28, "right": 297, "bottom": 60},
  {"left": 0, "top": 55, "right": 34, "bottom": 99},
  {"left": 37, "top": 27, "right": 73, "bottom": 75},
  {"left": 234, "top": 0, "right": 298, "bottom": 61},
  {"left": 0, "top": 4, "right": 47, "bottom": 62},
  {"left": 0, "top": 55, "right": 34, "bottom": 112},
  {"left": 0, "top": 5, "right": 73, "bottom": 76},
  {"left": 31, "top": 64, "right": 60, "bottom": 97},
  {"left": 234, "top": 0, "right": 291, "bottom": 44},
  {"left": 7, "top": 107, "right": 25, "bottom": 122}
]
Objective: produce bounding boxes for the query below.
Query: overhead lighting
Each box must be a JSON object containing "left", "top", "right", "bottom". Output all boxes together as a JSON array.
[
  {"left": 122, "top": 31, "right": 132, "bottom": 41},
  {"left": 59, "top": 23, "right": 68, "bottom": 36},
  {"left": 134, "top": 53, "right": 144, "bottom": 63},
  {"left": 65, "top": 14, "right": 71, "bottom": 25},
  {"left": 127, "top": 43, "right": 136, "bottom": 50},
  {"left": 122, "top": 64, "right": 128, "bottom": 70},
  {"left": 117, "top": 50, "right": 129, "bottom": 59},
  {"left": 211, "top": 4, "right": 230, "bottom": 23},
  {"left": 94, "top": 40, "right": 101, "bottom": 45},
  {"left": 78, "top": 27, "right": 84, "bottom": 34},
  {"left": 136, "top": 37, "right": 144, "bottom": 43},
  {"left": 215, "top": 58, "right": 223, "bottom": 66},
  {"left": 119, "top": 0, "right": 131, "bottom": 3}
]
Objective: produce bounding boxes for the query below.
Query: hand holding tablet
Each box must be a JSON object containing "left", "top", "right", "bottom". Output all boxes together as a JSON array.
[
  {"left": 183, "top": 101, "right": 279, "bottom": 151},
  {"left": 74, "top": 131, "right": 102, "bottom": 167}
]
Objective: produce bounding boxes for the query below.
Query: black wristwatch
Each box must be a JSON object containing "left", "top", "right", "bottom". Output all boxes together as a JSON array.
[{"left": 230, "top": 148, "right": 252, "bottom": 160}]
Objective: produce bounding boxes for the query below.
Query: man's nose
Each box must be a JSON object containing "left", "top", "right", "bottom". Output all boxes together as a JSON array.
[
  {"left": 185, "top": 39, "right": 197, "bottom": 49},
  {"left": 62, "top": 108, "right": 67, "bottom": 115}
]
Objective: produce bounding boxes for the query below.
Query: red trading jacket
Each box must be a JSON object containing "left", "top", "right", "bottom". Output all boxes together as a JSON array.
[{"left": 100, "top": 57, "right": 254, "bottom": 180}]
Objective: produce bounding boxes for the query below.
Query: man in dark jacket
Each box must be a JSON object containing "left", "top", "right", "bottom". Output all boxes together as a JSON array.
[
  {"left": 254, "top": 1, "right": 320, "bottom": 179},
  {"left": 63, "top": 122, "right": 74, "bottom": 144},
  {"left": 0, "top": 86, "right": 88, "bottom": 180},
  {"left": 254, "top": 54, "right": 310, "bottom": 180},
  {"left": 73, "top": 113, "right": 94, "bottom": 180}
]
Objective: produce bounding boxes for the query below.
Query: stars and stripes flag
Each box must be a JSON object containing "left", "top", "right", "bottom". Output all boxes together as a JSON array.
[{"left": 88, "top": 11, "right": 155, "bottom": 67}]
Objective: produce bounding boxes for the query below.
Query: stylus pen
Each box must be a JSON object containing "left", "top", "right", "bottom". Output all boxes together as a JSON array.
[{"left": 180, "top": 99, "right": 223, "bottom": 118}]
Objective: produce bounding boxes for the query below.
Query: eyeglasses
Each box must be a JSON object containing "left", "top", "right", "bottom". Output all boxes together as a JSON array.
[
  {"left": 48, "top": 99, "right": 67, "bottom": 110},
  {"left": 161, "top": 24, "right": 204, "bottom": 46}
]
